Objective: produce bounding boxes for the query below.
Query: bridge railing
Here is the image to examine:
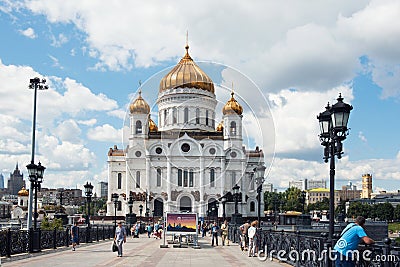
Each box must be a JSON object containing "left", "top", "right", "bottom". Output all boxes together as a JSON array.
[
  {"left": 228, "top": 225, "right": 400, "bottom": 267},
  {"left": 0, "top": 225, "right": 115, "bottom": 257}
]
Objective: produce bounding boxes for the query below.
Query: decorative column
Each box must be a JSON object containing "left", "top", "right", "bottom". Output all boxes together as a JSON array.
[
  {"left": 146, "top": 157, "right": 151, "bottom": 189},
  {"left": 199, "top": 156, "right": 205, "bottom": 217},
  {"left": 166, "top": 160, "right": 171, "bottom": 212}
]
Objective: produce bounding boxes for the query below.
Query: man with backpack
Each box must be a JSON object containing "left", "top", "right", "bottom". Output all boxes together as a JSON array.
[{"left": 239, "top": 220, "right": 251, "bottom": 251}]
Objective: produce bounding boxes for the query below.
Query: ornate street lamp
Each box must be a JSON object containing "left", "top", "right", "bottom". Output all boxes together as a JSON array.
[
  {"left": 111, "top": 193, "right": 119, "bottom": 232},
  {"left": 317, "top": 93, "right": 352, "bottom": 242},
  {"left": 301, "top": 191, "right": 307, "bottom": 213},
  {"left": 26, "top": 161, "right": 46, "bottom": 230},
  {"left": 146, "top": 207, "right": 150, "bottom": 218},
  {"left": 139, "top": 204, "right": 143, "bottom": 220},
  {"left": 215, "top": 202, "right": 220, "bottom": 223},
  {"left": 254, "top": 165, "right": 266, "bottom": 224},
  {"left": 220, "top": 195, "right": 227, "bottom": 222},
  {"left": 27, "top": 77, "right": 48, "bottom": 231},
  {"left": 128, "top": 196, "right": 134, "bottom": 215},
  {"left": 84, "top": 181, "right": 93, "bottom": 243},
  {"left": 233, "top": 184, "right": 240, "bottom": 214},
  {"left": 84, "top": 182, "right": 93, "bottom": 226}
]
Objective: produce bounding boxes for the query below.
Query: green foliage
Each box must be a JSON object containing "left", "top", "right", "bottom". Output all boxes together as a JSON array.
[
  {"left": 40, "top": 217, "right": 64, "bottom": 230},
  {"left": 307, "top": 197, "right": 330, "bottom": 212},
  {"left": 393, "top": 205, "right": 400, "bottom": 221},
  {"left": 264, "top": 187, "right": 305, "bottom": 213},
  {"left": 388, "top": 223, "right": 400, "bottom": 233},
  {"left": 347, "top": 201, "right": 395, "bottom": 221}
]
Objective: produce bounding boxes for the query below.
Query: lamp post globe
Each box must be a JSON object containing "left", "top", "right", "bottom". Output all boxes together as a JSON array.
[
  {"left": 84, "top": 182, "right": 93, "bottom": 226},
  {"left": 220, "top": 196, "right": 227, "bottom": 221},
  {"left": 139, "top": 204, "right": 143, "bottom": 220}
]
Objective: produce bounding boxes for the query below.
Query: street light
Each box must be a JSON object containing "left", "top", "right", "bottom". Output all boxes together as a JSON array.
[
  {"left": 84, "top": 182, "right": 93, "bottom": 226},
  {"left": 84, "top": 182, "right": 93, "bottom": 243},
  {"left": 139, "top": 204, "right": 143, "bottom": 220},
  {"left": 111, "top": 193, "right": 119, "bottom": 232},
  {"left": 26, "top": 161, "right": 45, "bottom": 253},
  {"left": 220, "top": 195, "right": 227, "bottom": 222},
  {"left": 27, "top": 77, "right": 48, "bottom": 231},
  {"left": 231, "top": 184, "right": 241, "bottom": 225},
  {"left": 146, "top": 207, "right": 150, "bottom": 218},
  {"left": 301, "top": 191, "right": 307, "bottom": 213},
  {"left": 254, "top": 165, "right": 266, "bottom": 224},
  {"left": 317, "top": 93, "right": 352, "bottom": 242}
]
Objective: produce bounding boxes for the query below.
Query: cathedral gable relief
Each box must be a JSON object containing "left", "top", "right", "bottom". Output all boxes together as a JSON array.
[
  {"left": 191, "top": 191, "right": 200, "bottom": 201},
  {"left": 171, "top": 189, "right": 183, "bottom": 201},
  {"left": 160, "top": 192, "right": 168, "bottom": 200}
]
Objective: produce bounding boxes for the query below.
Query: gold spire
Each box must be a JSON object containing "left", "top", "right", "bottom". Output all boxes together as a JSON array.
[
  {"left": 18, "top": 187, "right": 29, "bottom": 197},
  {"left": 216, "top": 120, "right": 224, "bottom": 132},
  {"left": 159, "top": 38, "right": 214, "bottom": 93},
  {"left": 222, "top": 85, "right": 243, "bottom": 115},
  {"left": 129, "top": 83, "right": 150, "bottom": 114},
  {"left": 148, "top": 117, "right": 158, "bottom": 132}
]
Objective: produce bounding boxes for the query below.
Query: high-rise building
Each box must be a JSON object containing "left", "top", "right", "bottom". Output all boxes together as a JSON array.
[
  {"left": 289, "top": 180, "right": 306, "bottom": 190},
  {"left": 264, "top": 183, "right": 273, "bottom": 192},
  {"left": 107, "top": 43, "right": 266, "bottom": 218},
  {"left": 361, "top": 174, "right": 373, "bottom": 199},
  {"left": 338, "top": 181, "right": 361, "bottom": 201},
  {"left": 97, "top": 182, "right": 108, "bottom": 198},
  {"left": 0, "top": 173, "right": 4, "bottom": 189},
  {"left": 7, "top": 163, "right": 25, "bottom": 195},
  {"left": 289, "top": 179, "right": 327, "bottom": 191}
]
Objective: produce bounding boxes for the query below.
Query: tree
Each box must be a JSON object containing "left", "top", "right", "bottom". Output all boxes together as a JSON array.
[
  {"left": 347, "top": 202, "right": 372, "bottom": 219},
  {"left": 394, "top": 205, "right": 400, "bottom": 221},
  {"left": 307, "top": 197, "right": 330, "bottom": 212},
  {"left": 284, "top": 187, "right": 303, "bottom": 212},
  {"left": 373, "top": 202, "right": 394, "bottom": 221},
  {"left": 40, "top": 217, "right": 64, "bottom": 230}
]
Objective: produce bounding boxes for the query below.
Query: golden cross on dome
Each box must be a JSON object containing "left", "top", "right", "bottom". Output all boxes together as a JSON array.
[{"left": 138, "top": 80, "right": 142, "bottom": 95}]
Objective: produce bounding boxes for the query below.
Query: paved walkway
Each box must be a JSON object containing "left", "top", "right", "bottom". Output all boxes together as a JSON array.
[{"left": 1, "top": 235, "right": 287, "bottom": 267}]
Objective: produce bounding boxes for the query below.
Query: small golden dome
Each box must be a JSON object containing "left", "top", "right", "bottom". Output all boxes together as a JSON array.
[
  {"left": 130, "top": 90, "right": 150, "bottom": 114},
  {"left": 216, "top": 121, "right": 224, "bottom": 132},
  {"left": 222, "top": 92, "right": 243, "bottom": 115},
  {"left": 18, "top": 187, "right": 29, "bottom": 197},
  {"left": 149, "top": 118, "right": 158, "bottom": 132},
  {"left": 159, "top": 45, "right": 214, "bottom": 94}
]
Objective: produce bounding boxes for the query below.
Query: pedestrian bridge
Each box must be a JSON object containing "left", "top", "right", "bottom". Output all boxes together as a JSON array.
[{"left": 1, "top": 235, "right": 285, "bottom": 267}]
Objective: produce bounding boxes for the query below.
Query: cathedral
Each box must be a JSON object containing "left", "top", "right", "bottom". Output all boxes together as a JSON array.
[{"left": 106, "top": 43, "right": 265, "bottom": 220}]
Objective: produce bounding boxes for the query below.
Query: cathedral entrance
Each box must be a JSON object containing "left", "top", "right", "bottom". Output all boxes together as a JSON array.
[
  {"left": 179, "top": 196, "right": 192, "bottom": 212},
  {"left": 154, "top": 198, "right": 163, "bottom": 216},
  {"left": 207, "top": 198, "right": 218, "bottom": 221}
]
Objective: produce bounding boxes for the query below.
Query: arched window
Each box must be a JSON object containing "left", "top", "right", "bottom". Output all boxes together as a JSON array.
[
  {"left": 210, "top": 169, "right": 215, "bottom": 187},
  {"left": 172, "top": 108, "right": 177, "bottom": 124},
  {"left": 196, "top": 108, "right": 200, "bottom": 124},
  {"left": 135, "top": 120, "right": 142, "bottom": 134},
  {"left": 184, "top": 108, "right": 189, "bottom": 123},
  {"left": 178, "top": 169, "right": 182, "bottom": 186},
  {"left": 230, "top": 121, "right": 236, "bottom": 136},
  {"left": 189, "top": 169, "right": 194, "bottom": 187},
  {"left": 250, "top": 172, "right": 255, "bottom": 190},
  {"left": 117, "top": 173, "right": 122, "bottom": 189},
  {"left": 211, "top": 112, "right": 215, "bottom": 128},
  {"left": 250, "top": 201, "right": 255, "bottom": 212},
  {"left": 157, "top": 168, "right": 162, "bottom": 187},
  {"left": 184, "top": 170, "right": 188, "bottom": 187},
  {"left": 117, "top": 201, "right": 122, "bottom": 211},
  {"left": 206, "top": 110, "right": 209, "bottom": 126},
  {"left": 164, "top": 109, "right": 167, "bottom": 125},
  {"left": 136, "top": 171, "right": 140, "bottom": 188}
]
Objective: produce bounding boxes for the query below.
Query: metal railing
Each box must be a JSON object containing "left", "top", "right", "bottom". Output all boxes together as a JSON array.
[
  {"left": 0, "top": 225, "right": 115, "bottom": 257},
  {"left": 228, "top": 226, "right": 400, "bottom": 267}
]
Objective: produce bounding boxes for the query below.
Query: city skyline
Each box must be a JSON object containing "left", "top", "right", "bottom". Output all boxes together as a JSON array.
[{"left": 0, "top": 1, "right": 399, "bottom": 192}]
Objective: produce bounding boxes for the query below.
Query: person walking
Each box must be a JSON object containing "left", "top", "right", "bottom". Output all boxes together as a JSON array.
[
  {"left": 211, "top": 221, "right": 219, "bottom": 246},
  {"left": 239, "top": 220, "right": 250, "bottom": 251},
  {"left": 247, "top": 220, "right": 258, "bottom": 257},
  {"left": 334, "top": 216, "right": 374, "bottom": 267},
  {"left": 201, "top": 222, "right": 208, "bottom": 238},
  {"left": 71, "top": 221, "right": 79, "bottom": 251},
  {"left": 114, "top": 221, "right": 127, "bottom": 257},
  {"left": 221, "top": 220, "right": 229, "bottom": 246},
  {"left": 146, "top": 223, "right": 152, "bottom": 238}
]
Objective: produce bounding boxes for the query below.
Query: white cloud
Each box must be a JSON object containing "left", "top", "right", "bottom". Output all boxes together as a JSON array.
[
  {"left": 54, "top": 120, "right": 81, "bottom": 143},
  {"left": 48, "top": 54, "right": 63, "bottom": 69},
  {"left": 19, "top": 27, "right": 36, "bottom": 39},
  {"left": 358, "top": 131, "right": 367, "bottom": 143},
  {"left": 50, "top": 33, "right": 68, "bottom": 47},
  {"left": 87, "top": 124, "right": 122, "bottom": 143},
  {"left": 77, "top": 119, "right": 97, "bottom": 126}
]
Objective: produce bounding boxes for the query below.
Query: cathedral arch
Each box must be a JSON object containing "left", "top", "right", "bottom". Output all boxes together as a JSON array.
[
  {"left": 250, "top": 201, "right": 255, "bottom": 212},
  {"left": 177, "top": 194, "right": 193, "bottom": 212},
  {"left": 184, "top": 107, "right": 189, "bottom": 123},
  {"left": 154, "top": 198, "right": 163, "bottom": 216},
  {"left": 210, "top": 169, "right": 215, "bottom": 187},
  {"left": 136, "top": 171, "right": 140, "bottom": 188},
  {"left": 195, "top": 108, "right": 200, "bottom": 124},
  {"left": 117, "top": 173, "right": 122, "bottom": 189},
  {"left": 230, "top": 121, "right": 236, "bottom": 136}
]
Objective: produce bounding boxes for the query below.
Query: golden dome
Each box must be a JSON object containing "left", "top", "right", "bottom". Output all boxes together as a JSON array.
[
  {"left": 130, "top": 90, "right": 150, "bottom": 114},
  {"left": 216, "top": 121, "right": 224, "bottom": 132},
  {"left": 159, "top": 45, "right": 214, "bottom": 94},
  {"left": 222, "top": 92, "right": 243, "bottom": 115},
  {"left": 18, "top": 187, "right": 29, "bottom": 197},
  {"left": 149, "top": 118, "right": 158, "bottom": 132}
]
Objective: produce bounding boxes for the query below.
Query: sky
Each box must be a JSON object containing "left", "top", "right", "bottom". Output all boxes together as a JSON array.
[{"left": 0, "top": 0, "right": 399, "bottom": 193}]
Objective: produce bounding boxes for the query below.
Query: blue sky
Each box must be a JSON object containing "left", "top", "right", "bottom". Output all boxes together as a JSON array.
[{"left": 0, "top": 0, "right": 399, "bottom": 193}]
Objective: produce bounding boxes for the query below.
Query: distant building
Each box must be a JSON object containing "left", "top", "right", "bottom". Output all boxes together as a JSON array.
[
  {"left": 289, "top": 180, "right": 306, "bottom": 190},
  {"left": 7, "top": 164, "right": 25, "bottom": 196},
  {"left": 289, "top": 179, "right": 327, "bottom": 191},
  {"left": 307, "top": 179, "right": 327, "bottom": 190},
  {"left": 361, "top": 174, "right": 373, "bottom": 199},
  {"left": 264, "top": 183, "right": 273, "bottom": 193},
  {"left": 306, "top": 188, "right": 340, "bottom": 207},
  {"left": 338, "top": 181, "right": 361, "bottom": 201},
  {"left": 97, "top": 181, "right": 108, "bottom": 198},
  {"left": 37, "top": 188, "right": 83, "bottom": 206},
  {"left": 0, "top": 173, "right": 4, "bottom": 189}
]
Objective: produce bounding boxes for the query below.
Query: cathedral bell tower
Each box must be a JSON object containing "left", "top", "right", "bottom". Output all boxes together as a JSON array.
[
  {"left": 222, "top": 91, "right": 243, "bottom": 149},
  {"left": 129, "top": 89, "right": 151, "bottom": 144}
]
